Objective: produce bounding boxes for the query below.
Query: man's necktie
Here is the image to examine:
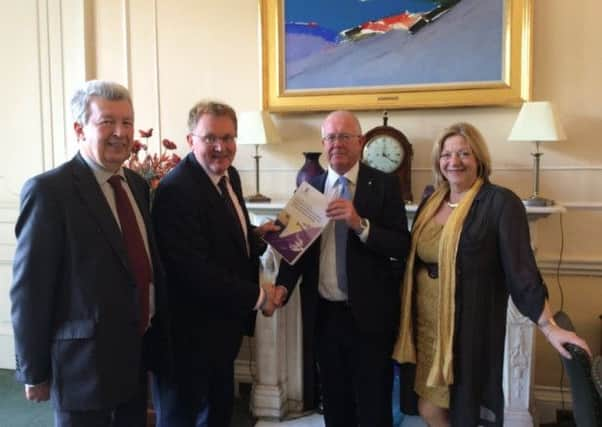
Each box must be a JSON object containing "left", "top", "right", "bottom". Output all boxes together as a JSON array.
[
  {"left": 335, "top": 176, "right": 352, "bottom": 294},
  {"left": 218, "top": 176, "right": 247, "bottom": 255},
  {"left": 108, "top": 175, "right": 151, "bottom": 335}
]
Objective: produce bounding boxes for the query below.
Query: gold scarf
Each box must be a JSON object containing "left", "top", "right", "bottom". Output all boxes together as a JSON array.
[{"left": 392, "top": 178, "right": 483, "bottom": 386}]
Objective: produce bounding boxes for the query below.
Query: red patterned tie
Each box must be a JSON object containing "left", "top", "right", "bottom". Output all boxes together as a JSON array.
[{"left": 108, "top": 175, "right": 151, "bottom": 335}]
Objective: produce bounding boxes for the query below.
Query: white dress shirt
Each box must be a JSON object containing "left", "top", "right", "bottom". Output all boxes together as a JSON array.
[{"left": 318, "top": 162, "right": 369, "bottom": 301}]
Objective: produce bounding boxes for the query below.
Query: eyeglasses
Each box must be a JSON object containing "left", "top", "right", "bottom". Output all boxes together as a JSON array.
[
  {"left": 322, "top": 133, "right": 361, "bottom": 144},
  {"left": 191, "top": 133, "right": 237, "bottom": 145}
]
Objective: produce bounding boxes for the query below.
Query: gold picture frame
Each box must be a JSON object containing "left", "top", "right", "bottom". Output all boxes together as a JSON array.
[{"left": 261, "top": 0, "right": 533, "bottom": 112}]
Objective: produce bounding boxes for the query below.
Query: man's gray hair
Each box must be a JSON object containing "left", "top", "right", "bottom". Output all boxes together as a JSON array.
[{"left": 70, "top": 80, "right": 133, "bottom": 125}]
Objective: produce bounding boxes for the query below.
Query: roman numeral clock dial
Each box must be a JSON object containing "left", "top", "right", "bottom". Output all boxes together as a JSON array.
[{"left": 362, "top": 112, "right": 414, "bottom": 202}]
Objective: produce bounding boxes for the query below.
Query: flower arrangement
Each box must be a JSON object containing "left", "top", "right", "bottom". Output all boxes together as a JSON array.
[{"left": 124, "top": 128, "right": 181, "bottom": 189}]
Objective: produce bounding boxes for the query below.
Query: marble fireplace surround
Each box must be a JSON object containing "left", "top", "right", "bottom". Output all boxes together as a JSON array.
[{"left": 244, "top": 202, "right": 565, "bottom": 427}]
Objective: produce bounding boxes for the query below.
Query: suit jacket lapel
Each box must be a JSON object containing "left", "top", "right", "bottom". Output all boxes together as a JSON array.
[
  {"left": 353, "top": 163, "right": 372, "bottom": 217},
  {"left": 315, "top": 172, "right": 328, "bottom": 194},
  {"left": 70, "top": 153, "right": 131, "bottom": 274},
  {"left": 124, "top": 169, "right": 150, "bottom": 230},
  {"left": 187, "top": 154, "right": 248, "bottom": 256}
]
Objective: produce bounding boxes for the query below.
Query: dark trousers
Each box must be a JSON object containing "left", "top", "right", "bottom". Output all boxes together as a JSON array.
[
  {"left": 151, "top": 373, "right": 208, "bottom": 427},
  {"left": 54, "top": 372, "right": 148, "bottom": 427},
  {"left": 315, "top": 298, "right": 394, "bottom": 427},
  {"left": 151, "top": 359, "right": 234, "bottom": 427}
]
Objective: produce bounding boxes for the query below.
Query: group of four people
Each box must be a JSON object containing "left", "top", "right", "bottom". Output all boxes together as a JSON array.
[{"left": 10, "top": 80, "right": 589, "bottom": 427}]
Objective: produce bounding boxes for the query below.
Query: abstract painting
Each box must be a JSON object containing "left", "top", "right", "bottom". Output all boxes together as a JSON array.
[{"left": 261, "top": 0, "right": 533, "bottom": 111}]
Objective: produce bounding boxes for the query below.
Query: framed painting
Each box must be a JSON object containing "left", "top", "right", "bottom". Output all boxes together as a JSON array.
[{"left": 261, "top": 0, "right": 533, "bottom": 112}]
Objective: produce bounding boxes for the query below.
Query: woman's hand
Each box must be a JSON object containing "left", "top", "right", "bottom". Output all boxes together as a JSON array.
[
  {"left": 537, "top": 302, "right": 592, "bottom": 359},
  {"left": 540, "top": 322, "right": 592, "bottom": 359}
]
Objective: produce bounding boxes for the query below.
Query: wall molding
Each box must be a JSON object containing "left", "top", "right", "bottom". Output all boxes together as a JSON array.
[
  {"left": 122, "top": 0, "right": 132, "bottom": 90},
  {"left": 234, "top": 358, "right": 256, "bottom": 385},
  {"left": 0, "top": 321, "right": 13, "bottom": 336},
  {"left": 0, "top": 202, "right": 19, "bottom": 220},
  {"left": 561, "top": 202, "right": 602, "bottom": 211},
  {"left": 494, "top": 165, "right": 602, "bottom": 172},
  {"left": 32, "top": 0, "right": 86, "bottom": 171},
  {"left": 152, "top": 0, "right": 163, "bottom": 146},
  {"left": 235, "top": 165, "right": 602, "bottom": 174},
  {"left": 533, "top": 385, "right": 573, "bottom": 424},
  {"left": 0, "top": 322, "right": 268, "bottom": 373},
  {"left": 534, "top": 385, "right": 572, "bottom": 404},
  {"left": 1, "top": 203, "right": 600, "bottom": 275},
  {"left": 0, "top": 322, "right": 15, "bottom": 372},
  {"left": 40, "top": 0, "right": 71, "bottom": 169},
  {"left": 36, "top": 0, "right": 52, "bottom": 170},
  {"left": 538, "top": 258, "right": 602, "bottom": 277}
]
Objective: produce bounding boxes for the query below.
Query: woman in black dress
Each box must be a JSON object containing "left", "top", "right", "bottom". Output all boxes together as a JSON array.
[{"left": 393, "top": 122, "right": 590, "bottom": 426}]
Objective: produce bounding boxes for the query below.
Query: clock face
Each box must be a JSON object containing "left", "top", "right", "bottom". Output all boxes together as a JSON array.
[{"left": 362, "top": 135, "right": 405, "bottom": 173}]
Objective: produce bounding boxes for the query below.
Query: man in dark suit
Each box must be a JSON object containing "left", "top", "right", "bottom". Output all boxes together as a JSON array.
[
  {"left": 273, "top": 111, "right": 410, "bottom": 427},
  {"left": 10, "top": 80, "right": 169, "bottom": 426},
  {"left": 150, "top": 101, "right": 279, "bottom": 427}
]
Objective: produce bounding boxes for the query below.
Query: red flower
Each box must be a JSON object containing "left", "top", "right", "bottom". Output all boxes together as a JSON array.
[
  {"left": 162, "top": 138, "right": 177, "bottom": 150},
  {"left": 131, "top": 140, "right": 144, "bottom": 154},
  {"left": 123, "top": 128, "right": 180, "bottom": 190},
  {"left": 138, "top": 128, "right": 153, "bottom": 138}
]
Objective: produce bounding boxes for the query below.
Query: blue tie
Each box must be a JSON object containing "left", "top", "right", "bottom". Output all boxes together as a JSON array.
[{"left": 335, "top": 176, "right": 351, "bottom": 294}]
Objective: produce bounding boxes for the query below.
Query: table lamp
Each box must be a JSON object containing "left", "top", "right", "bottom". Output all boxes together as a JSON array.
[
  {"left": 237, "top": 111, "right": 281, "bottom": 202},
  {"left": 508, "top": 101, "right": 566, "bottom": 206}
]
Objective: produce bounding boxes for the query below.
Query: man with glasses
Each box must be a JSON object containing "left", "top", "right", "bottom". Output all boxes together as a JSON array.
[
  {"left": 150, "top": 100, "right": 280, "bottom": 426},
  {"left": 272, "top": 110, "right": 410, "bottom": 427}
]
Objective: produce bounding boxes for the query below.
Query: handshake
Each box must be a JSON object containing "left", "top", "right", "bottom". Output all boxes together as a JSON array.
[{"left": 260, "top": 283, "right": 288, "bottom": 317}]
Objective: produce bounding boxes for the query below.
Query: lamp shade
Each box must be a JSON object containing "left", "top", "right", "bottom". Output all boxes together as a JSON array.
[
  {"left": 237, "top": 111, "right": 281, "bottom": 145},
  {"left": 508, "top": 101, "right": 567, "bottom": 142}
]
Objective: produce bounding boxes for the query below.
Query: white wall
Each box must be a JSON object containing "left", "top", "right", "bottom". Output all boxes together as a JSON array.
[
  {"left": 0, "top": 0, "right": 86, "bottom": 369},
  {"left": 0, "top": 0, "right": 600, "bottom": 388}
]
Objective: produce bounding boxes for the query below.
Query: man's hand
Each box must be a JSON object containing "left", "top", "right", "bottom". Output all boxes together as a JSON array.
[
  {"left": 25, "top": 383, "right": 50, "bottom": 402},
  {"left": 261, "top": 283, "right": 277, "bottom": 317},
  {"left": 254, "top": 221, "right": 281, "bottom": 238},
  {"left": 326, "top": 199, "right": 361, "bottom": 232},
  {"left": 273, "top": 285, "right": 288, "bottom": 307},
  {"left": 261, "top": 284, "right": 288, "bottom": 317}
]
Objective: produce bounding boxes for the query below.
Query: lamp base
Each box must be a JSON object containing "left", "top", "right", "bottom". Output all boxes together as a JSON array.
[
  {"left": 522, "top": 196, "right": 555, "bottom": 207},
  {"left": 245, "top": 193, "right": 271, "bottom": 203}
]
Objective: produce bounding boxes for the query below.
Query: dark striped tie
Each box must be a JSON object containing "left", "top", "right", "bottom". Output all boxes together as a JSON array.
[{"left": 218, "top": 176, "right": 247, "bottom": 256}]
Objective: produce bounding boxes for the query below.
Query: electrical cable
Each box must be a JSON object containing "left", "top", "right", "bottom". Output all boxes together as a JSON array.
[
  {"left": 556, "top": 213, "right": 566, "bottom": 412},
  {"left": 556, "top": 213, "right": 565, "bottom": 312}
]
